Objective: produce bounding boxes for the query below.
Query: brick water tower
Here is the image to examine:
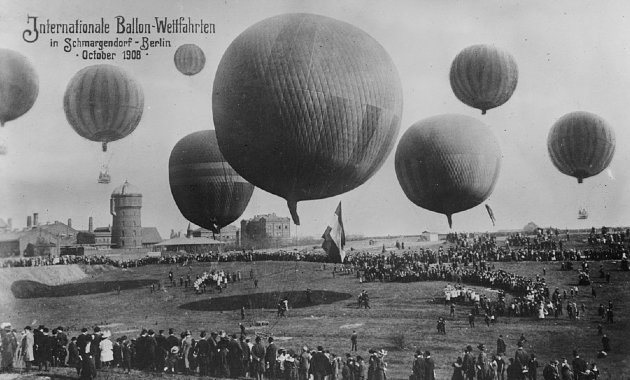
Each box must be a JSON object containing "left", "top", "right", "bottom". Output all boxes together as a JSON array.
[{"left": 110, "top": 180, "right": 142, "bottom": 248}]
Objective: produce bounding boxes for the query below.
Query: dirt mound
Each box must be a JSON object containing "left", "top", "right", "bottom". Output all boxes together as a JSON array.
[
  {"left": 0, "top": 264, "right": 91, "bottom": 302},
  {"left": 11, "top": 279, "right": 158, "bottom": 299},
  {"left": 179, "top": 290, "right": 352, "bottom": 312}
]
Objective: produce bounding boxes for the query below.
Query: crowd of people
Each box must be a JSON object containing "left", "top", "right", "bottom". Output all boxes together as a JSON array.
[
  {"left": 0, "top": 322, "right": 394, "bottom": 380},
  {"left": 0, "top": 321, "right": 610, "bottom": 380}
]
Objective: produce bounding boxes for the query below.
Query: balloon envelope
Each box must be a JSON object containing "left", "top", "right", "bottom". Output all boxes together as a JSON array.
[
  {"left": 395, "top": 114, "right": 502, "bottom": 227},
  {"left": 0, "top": 48, "right": 39, "bottom": 126},
  {"left": 174, "top": 44, "right": 206, "bottom": 76},
  {"left": 213, "top": 13, "right": 403, "bottom": 224},
  {"left": 63, "top": 64, "right": 144, "bottom": 151},
  {"left": 450, "top": 44, "right": 518, "bottom": 115},
  {"left": 169, "top": 130, "right": 255, "bottom": 234},
  {"left": 547, "top": 111, "right": 615, "bottom": 183}
]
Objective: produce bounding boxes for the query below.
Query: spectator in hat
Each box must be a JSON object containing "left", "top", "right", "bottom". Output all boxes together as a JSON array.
[
  {"left": 91, "top": 326, "right": 102, "bottom": 370},
  {"left": 21, "top": 326, "right": 35, "bottom": 373},
  {"left": 412, "top": 350, "right": 425, "bottom": 380},
  {"left": 251, "top": 336, "right": 266, "bottom": 380},
  {"left": 528, "top": 354, "right": 539, "bottom": 380},
  {"left": 99, "top": 330, "right": 113, "bottom": 368},
  {"left": 37, "top": 327, "right": 52, "bottom": 371},
  {"left": 67, "top": 337, "right": 81, "bottom": 375},
  {"left": 452, "top": 357, "right": 465, "bottom": 380},
  {"left": 146, "top": 329, "right": 157, "bottom": 371},
  {"left": 357, "top": 355, "right": 367, "bottom": 380},
  {"left": 476, "top": 344, "right": 488, "bottom": 380},
  {"left": 228, "top": 333, "right": 244, "bottom": 377},
  {"left": 515, "top": 341, "right": 530, "bottom": 377},
  {"left": 497, "top": 334, "right": 507, "bottom": 355},
  {"left": 155, "top": 329, "right": 168, "bottom": 372},
  {"left": 373, "top": 349, "right": 387, "bottom": 380},
  {"left": 424, "top": 351, "right": 435, "bottom": 380},
  {"left": 0, "top": 323, "right": 17, "bottom": 372},
  {"left": 601, "top": 335, "right": 610, "bottom": 352},
  {"left": 463, "top": 345, "right": 475, "bottom": 380},
  {"left": 571, "top": 351, "right": 587, "bottom": 379},
  {"left": 351, "top": 330, "right": 358, "bottom": 351},
  {"left": 311, "top": 346, "right": 331, "bottom": 380},
  {"left": 542, "top": 359, "right": 559, "bottom": 380},
  {"left": 181, "top": 330, "right": 193, "bottom": 374},
  {"left": 298, "top": 346, "right": 311, "bottom": 380},
  {"left": 121, "top": 336, "right": 132, "bottom": 374},
  {"left": 265, "top": 336, "right": 278, "bottom": 379}
]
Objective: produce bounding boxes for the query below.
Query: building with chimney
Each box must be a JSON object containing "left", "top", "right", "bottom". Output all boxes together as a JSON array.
[{"left": 0, "top": 213, "right": 77, "bottom": 257}]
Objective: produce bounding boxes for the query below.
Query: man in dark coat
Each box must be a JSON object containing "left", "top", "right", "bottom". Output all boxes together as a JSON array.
[
  {"left": 571, "top": 351, "right": 587, "bottom": 380},
  {"left": 251, "top": 336, "right": 266, "bottom": 380},
  {"left": 67, "top": 337, "right": 81, "bottom": 376},
  {"left": 463, "top": 345, "right": 476, "bottom": 380},
  {"left": 412, "top": 350, "right": 425, "bottom": 380},
  {"left": 76, "top": 328, "right": 90, "bottom": 356},
  {"left": 0, "top": 323, "right": 18, "bottom": 372},
  {"left": 265, "top": 336, "right": 278, "bottom": 379},
  {"left": 155, "top": 329, "right": 168, "bottom": 372},
  {"left": 196, "top": 331, "right": 210, "bottom": 376},
  {"left": 424, "top": 351, "right": 435, "bottom": 380},
  {"left": 135, "top": 329, "right": 148, "bottom": 370},
  {"left": 37, "top": 327, "right": 52, "bottom": 371},
  {"left": 514, "top": 341, "right": 530, "bottom": 379},
  {"left": 146, "top": 330, "right": 157, "bottom": 371},
  {"left": 497, "top": 335, "right": 507, "bottom": 355},
  {"left": 208, "top": 331, "right": 219, "bottom": 376},
  {"left": 240, "top": 336, "right": 251, "bottom": 378},
  {"left": 228, "top": 334, "right": 244, "bottom": 377},
  {"left": 310, "top": 346, "right": 331, "bottom": 380},
  {"left": 90, "top": 327, "right": 102, "bottom": 370},
  {"left": 601, "top": 334, "right": 610, "bottom": 352}
]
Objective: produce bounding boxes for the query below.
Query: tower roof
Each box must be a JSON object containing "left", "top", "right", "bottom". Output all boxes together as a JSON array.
[{"left": 112, "top": 180, "right": 142, "bottom": 196}]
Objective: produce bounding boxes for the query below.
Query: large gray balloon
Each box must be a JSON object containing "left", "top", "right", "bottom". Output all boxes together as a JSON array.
[
  {"left": 213, "top": 13, "right": 403, "bottom": 224},
  {"left": 395, "top": 114, "right": 502, "bottom": 228}
]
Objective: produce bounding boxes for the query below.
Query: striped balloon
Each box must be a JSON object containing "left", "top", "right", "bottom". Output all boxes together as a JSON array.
[
  {"left": 174, "top": 44, "right": 206, "bottom": 76},
  {"left": 395, "top": 114, "right": 502, "bottom": 228},
  {"left": 547, "top": 111, "right": 615, "bottom": 184},
  {"left": 169, "top": 130, "right": 254, "bottom": 233},
  {"left": 213, "top": 13, "right": 403, "bottom": 225},
  {"left": 63, "top": 64, "right": 144, "bottom": 151},
  {"left": 450, "top": 44, "right": 518, "bottom": 115},
  {"left": 0, "top": 49, "right": 39, "bottom": 126}
]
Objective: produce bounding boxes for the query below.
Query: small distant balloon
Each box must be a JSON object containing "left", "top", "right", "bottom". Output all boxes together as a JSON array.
[
  {"left": 0, "top": 48, "right": 39, "bottom": 127},
  {"left": 395, "top": 114, "right": 502, "bottom": 228},
  {"left": 547, "top": 111, "right": 615, "bottom": 184},
  {"left": 174, "top": 44, "right": 206, "bottom": 76},
  {"left": 450, "top": 44, "right": 518, "bottom": 115}
]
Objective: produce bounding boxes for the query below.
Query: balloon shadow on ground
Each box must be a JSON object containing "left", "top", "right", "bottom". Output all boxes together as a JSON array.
[
  {"left": 11, "top": 279, "right": 158, "bottom": 299},
  {"left": 179, "top": 290, "right": 353, "bottom": 311}
]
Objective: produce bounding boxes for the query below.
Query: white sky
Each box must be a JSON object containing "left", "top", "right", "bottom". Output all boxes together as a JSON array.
[{"left": 1, "top": 0, "right": 629, "bottom": 238}]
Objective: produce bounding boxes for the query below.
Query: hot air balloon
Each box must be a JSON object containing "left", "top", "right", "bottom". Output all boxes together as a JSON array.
[
  {"left": 450, "top": 44, "right": 518, "bottom": 115},
  {"left": 63, "top": 64, "right": 144, "bottom": 183},
  {"left": 547, "top": 111, "right": 615, "bottom": 184},
  {"left": 169, "top": 130, "right": 255, "bottom": 234},
  {"left": 0, "top": 49, "right": 39, "bottom": 154},
  {"left": 213, "top": 13, "right": 403, "bottom": 224},
  {"left": 174, "top": 44, "right": 206, "bottom": 76},
  {"left": 395, "top": 114, "right": 502, "bottom": 228}
]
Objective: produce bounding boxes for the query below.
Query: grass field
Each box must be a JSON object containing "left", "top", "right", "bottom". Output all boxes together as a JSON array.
[{"left": 1, "top": 257, "right": 629, "bottom": 379}]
